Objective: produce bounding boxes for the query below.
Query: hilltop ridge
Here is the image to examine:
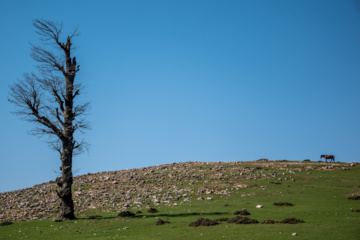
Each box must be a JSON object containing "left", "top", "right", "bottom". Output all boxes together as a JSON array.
[{"left": 0, "top": 160, "right": 357, "bottom": 222}]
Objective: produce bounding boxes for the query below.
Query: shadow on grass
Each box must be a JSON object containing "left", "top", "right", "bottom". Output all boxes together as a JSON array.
[
  {"left": 139, "top": 212, "right": 228, "bottom": 218},
  {"left": 74, "top": 212, "right": 228, "bottom": 221}
]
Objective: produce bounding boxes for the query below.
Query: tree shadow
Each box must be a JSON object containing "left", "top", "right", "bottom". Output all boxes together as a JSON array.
[
  {"left": 71, "top": 211, "right": 229, "bottom": 221},
  {"left": 140, "top": 212, "right": 228, "bottom": 218}
]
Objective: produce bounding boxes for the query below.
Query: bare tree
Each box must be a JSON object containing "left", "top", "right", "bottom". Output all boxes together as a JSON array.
[{"left": 8, "top": 19, "right": 89, "bottom": 220}]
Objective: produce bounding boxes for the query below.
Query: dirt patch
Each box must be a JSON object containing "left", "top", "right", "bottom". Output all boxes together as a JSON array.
[
  {"left": 273, "top": 202, "right": 294, "bottom": 206},
  {"left": 118, "top": 211, "right": 135, "bottom": 217},
  {"left": 228, "top": 216, "right": 258, "bottom": 224},
  {"left": 351, "top": 209, "right": 360, "bottom": 212},
  {"left": 189, "top": 218, "right": 218, "bottom": 227},
  {"left": 215, "top": 217, "right": 229, "bottom": 222},
  {"left": 234, "top": 209, "right": 250, "bottom": 215},
  {"left": 280, "top": 218, "right": 304, "bottom": 224}
]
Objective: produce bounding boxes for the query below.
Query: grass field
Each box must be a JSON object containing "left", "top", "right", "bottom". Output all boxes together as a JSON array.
[{"left": 1, "top": 161, "right": 360, "bottom": 239}]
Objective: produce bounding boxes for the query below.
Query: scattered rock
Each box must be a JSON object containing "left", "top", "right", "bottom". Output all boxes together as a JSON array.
[
  {"left": 256, "top": 205, "right": 262, "bottom": 208},
  {"left": 292, "top": 233, "right": 297, "bottom": 236}
]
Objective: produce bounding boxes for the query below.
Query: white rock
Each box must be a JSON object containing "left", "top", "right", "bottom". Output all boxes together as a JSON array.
[
  {"left": 292, "top": 233, "right": 297, "bottom": 236},
  {"left": 256, "top": 205, "right": 262, "bottom": 208}
]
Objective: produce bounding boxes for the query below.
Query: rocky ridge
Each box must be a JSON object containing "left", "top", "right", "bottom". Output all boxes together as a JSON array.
[{"left": 0, "top": 160, "right": 355, "bottom": 221}]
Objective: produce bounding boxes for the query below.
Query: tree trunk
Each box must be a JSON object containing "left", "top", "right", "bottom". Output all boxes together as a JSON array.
[{"left": 56, "top": 141, "right": 75, "bottom": 220}]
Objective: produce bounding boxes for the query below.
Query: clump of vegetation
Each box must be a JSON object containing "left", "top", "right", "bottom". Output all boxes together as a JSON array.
[
  {"left": 351, "top": 209, "right": 360, "bottom": 212},
  {"left": 156, "top": 219, "right": 170, "bottom": 225},
  {"left": 147, "top": 207, "right": 158, "bottom": 213},
  {"left": 118, "top": 211, "right": 135, "bottom": 217},
  {"left": 273, "top": 202, "right": 294, "bottom": 206},
  {"left": 234, "top": 208, "right": 250, "bottom": 215},
  {"left": 228, "top": 216, "right": 258, "bottom": 224},
  {"left": 348, "top": 195, "right": 360, "bottom": 200},
  {"left": 189, "top": 218, "right": 218, "bottom": 227},
  {"left": 280, "top": 218, "right": 304, "bottom": 224},
  {"left": 0, "top": 221, "right": 13, "bottom": 226},
  {"left": 215, "top": 217, "right": 229, "bottom": 222},
  {"left": 303, "top": 159, "right": 311, "bottom": 162},
  {"left": 262, "top": 220, "right": 277, "bottom": 224}
]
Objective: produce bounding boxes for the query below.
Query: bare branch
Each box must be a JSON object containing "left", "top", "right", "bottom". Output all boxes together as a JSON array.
[
  {"left": 30, "top": 44, "right": 66, "bottom": 74},
  {"left": 73, "top": 139, "right": 90, "bottom": 156},
  {"left": 9, "top": 74, "right": 64, "bottom": 140},
  {"left": 33, "top": 19, "right": 63, "bottom": 43}
]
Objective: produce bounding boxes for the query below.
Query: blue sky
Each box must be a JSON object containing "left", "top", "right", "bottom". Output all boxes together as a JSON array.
[{"left": 1, "top": 0, "right": 359, "bottom": 193}]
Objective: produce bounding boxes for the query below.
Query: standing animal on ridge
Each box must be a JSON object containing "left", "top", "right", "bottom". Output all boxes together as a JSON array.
[{"left": 320, "top": 155, "right": 335, "bottom": 163}]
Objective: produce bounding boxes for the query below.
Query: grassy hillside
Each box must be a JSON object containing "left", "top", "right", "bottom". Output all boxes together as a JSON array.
[{"left": 1, "top": 160, "right": 360, "bottom": 239}]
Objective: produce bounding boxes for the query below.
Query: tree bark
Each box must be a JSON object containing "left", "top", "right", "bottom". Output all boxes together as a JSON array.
[{"left": 56, "top": 141, "right": 75, "bottom": 220}]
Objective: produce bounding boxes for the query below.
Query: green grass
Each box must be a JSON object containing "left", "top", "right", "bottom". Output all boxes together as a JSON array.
[{"left": 1, "top": 161, "right": 360, "bottom": 239}]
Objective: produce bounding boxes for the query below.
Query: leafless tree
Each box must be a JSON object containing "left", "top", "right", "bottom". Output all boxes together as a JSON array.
[{"left": 8, "top": 19, "right": 90, "bottom": 220}]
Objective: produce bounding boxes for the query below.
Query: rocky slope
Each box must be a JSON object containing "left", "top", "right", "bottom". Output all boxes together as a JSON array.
[{"left": 0, "top": 160, "right": 355, "bottom": 221}]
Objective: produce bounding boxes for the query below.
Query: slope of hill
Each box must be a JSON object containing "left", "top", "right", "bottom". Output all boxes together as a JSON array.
[{"left": 1, "top": 160, "right": 358, "bottom": 222}]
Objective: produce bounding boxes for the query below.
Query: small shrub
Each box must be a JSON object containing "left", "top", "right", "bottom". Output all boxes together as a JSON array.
[
  {"left": 273, "top": 202, "right": 294, "bottom": 206},
  {"left": 280, "top": 218, "right": 304, "bottom": 224},
  {"left": 303, "top": 159, "right": 311, "bottom": 162},
  {"left": 156, "top": 219, "right": 169, "bottom": 225},
  {"left": 234, "top": 209, "right": 250, "bottom": 215},
  {"left": 348, "top": 196, "right": 360, "bottom": 200},
  {"left": 228, "top": 216, "right": 258, "bottom": 224},
  {"left": 0, "top": 221, "right": 13, "bottom": 226},
  {"left": 189, "top": 218, "right": 218, "bottom": 227},
  {"left": 147, "top": 207, "right": 158, "bottom": 213},
  {"left": 262, "top": 220, "right": 277, "bottom": 224},
  {"left": 118, "top": 211, "right": 135, "bottom": 217}
]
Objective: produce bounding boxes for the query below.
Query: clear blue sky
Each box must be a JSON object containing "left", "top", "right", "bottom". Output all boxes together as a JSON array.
[{"left": 1, "top": 0, "right": 359, "bottom": 193}]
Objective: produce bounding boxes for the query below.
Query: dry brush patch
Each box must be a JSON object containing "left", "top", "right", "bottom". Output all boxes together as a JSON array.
[{"left": 189, "top": 218, "right": 218, "bottom": 227}]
